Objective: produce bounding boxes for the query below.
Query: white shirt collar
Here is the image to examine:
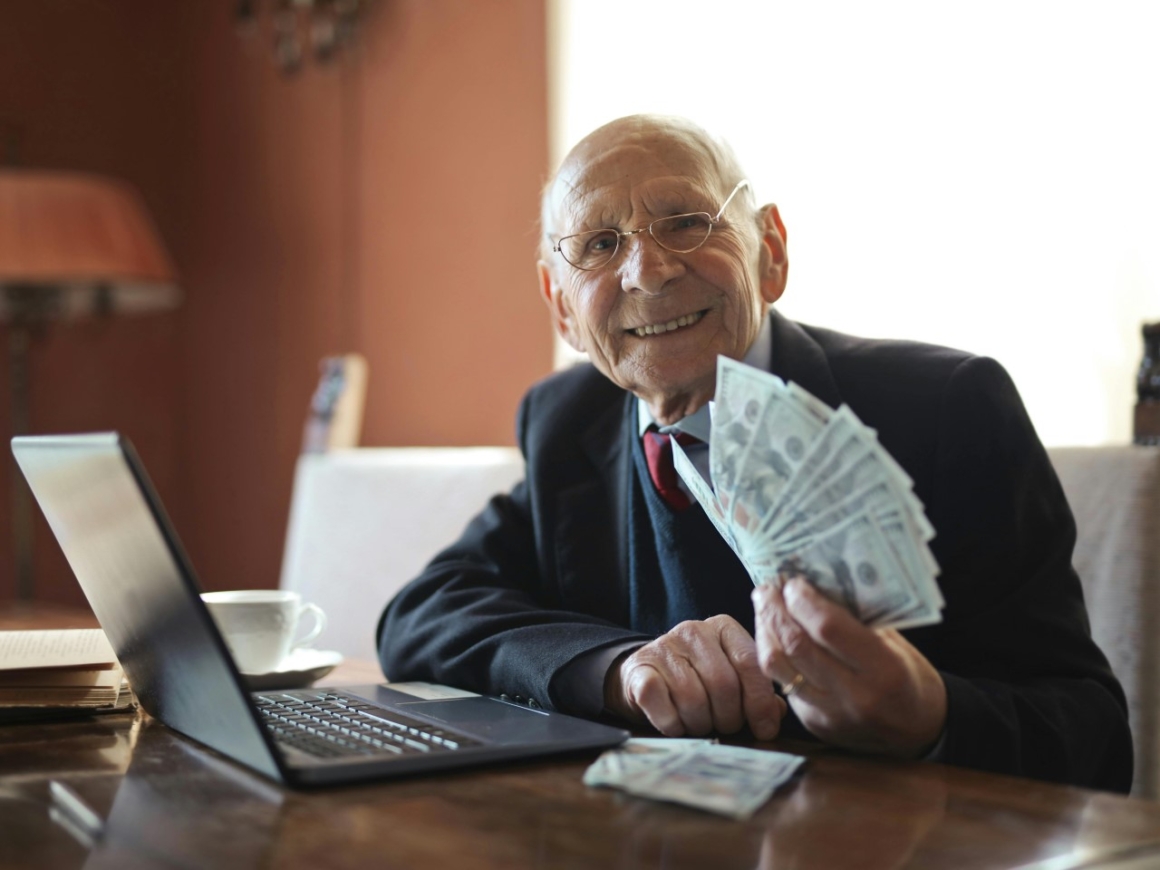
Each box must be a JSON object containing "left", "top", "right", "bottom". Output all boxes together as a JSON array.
[{"left": 636, "top": 313, "right": 773, "bottom": 439}]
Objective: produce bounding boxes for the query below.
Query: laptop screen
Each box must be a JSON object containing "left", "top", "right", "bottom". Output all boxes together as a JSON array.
[{"left": 11, "top": 433, "right": 283, "bottom": 780}]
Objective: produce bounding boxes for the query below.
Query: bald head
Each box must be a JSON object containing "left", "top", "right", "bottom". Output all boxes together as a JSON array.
[{"left": 541, "top": 115, "right": 751, "bottom": 255}]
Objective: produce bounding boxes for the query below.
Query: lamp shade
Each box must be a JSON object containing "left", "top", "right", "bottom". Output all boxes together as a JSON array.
[{"left": 0, "top": 170, "right": 180, "bottom": 321}]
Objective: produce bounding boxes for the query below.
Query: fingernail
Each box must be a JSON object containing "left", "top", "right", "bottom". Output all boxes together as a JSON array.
[{"left": 784, "top": 578, "right": 805, "bottom": 607}]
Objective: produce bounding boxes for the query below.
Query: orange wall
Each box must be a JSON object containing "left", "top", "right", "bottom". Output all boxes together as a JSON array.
[
  {"left": 0, "top": 3, "right": 189, "bottom": 607},
  {"left": 0, "top": 1, "right": 551, "bottom": 605}
]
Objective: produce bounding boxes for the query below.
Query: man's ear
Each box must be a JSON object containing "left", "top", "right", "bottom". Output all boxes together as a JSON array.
[
  {"left": 538, "top": 260, "right": 585, "bottom": 353},
  {"left": 756, "top": 204, "right": 789, "bottom": 306}
]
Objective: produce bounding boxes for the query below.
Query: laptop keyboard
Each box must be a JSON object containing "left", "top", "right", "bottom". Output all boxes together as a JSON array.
[{"left": 254, "top": 690, "right": 483, "bottom": 760}]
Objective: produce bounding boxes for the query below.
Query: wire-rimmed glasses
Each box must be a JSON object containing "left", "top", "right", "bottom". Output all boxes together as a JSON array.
[{"left": 551, "top": 180, "right": 751, "bottom": 272}]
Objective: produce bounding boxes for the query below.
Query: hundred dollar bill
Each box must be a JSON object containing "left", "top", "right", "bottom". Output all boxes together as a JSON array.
[
  {"left": 585, "top": 739, "right": 805, "bottom": 820},
  {"left": 712, "top": 359, "right": 791, "bottom": 515},
  {"left": 774, "top": 512, "right": 919, "bottom": 626},
  {"left": 762, "top": 446, "right": 929, "bottom": 546},
  {"left": 766, "top": 475, "right": 938, "bottom": 597},
  {"left": 727, "top": 384, "right": 826, "bottom": 553},
  {"left": 583, "top": 738, "right": 717, "bottom": 789},
  {"left": 748, "top": 504, "right": 941, "bottom": 628},
  {"left": 777, "top": 503, "right": 941, "bottom": 628},
  {"left": 753, "top": 406, "right": 861, "bottom": 538},
  {"left": 763, "top": 477, "right": 902, "bottom": 557},
  {"left": 868, "top": 511, "right": 944, "bottom": 626},
  {"left": 624, "top": 743, "right": 806, "bottom": 820}
]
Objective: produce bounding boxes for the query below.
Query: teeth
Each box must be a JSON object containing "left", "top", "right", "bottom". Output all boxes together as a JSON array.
[{"left": 633, "top": 311, "right": 703, "bottom": 337}]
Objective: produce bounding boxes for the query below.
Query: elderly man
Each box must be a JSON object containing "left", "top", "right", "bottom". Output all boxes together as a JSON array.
[{"left": 378, "top": 115, "right": 1132, "bottom": 792}]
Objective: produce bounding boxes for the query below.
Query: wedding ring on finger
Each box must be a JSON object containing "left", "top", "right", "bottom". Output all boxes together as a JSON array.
[{"left": 782, "top": 673, "right": 806, "bottom": 698}]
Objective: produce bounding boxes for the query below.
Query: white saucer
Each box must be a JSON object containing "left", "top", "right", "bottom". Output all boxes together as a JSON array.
[{"left": 242, "top": 649, "right": 344, "bottom": 691}]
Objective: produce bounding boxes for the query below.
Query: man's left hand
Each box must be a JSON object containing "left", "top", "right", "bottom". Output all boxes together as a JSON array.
[{"left": 751, "top": 578, "right": 947, "bottom": 758}]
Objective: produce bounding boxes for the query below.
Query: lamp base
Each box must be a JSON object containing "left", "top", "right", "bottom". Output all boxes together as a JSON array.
[{"left": 6, "top": 316, "right": 34, "bottom": 600}]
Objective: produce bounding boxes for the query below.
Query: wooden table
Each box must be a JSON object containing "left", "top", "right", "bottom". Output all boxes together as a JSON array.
[{"left": 4, "top": 614, "right": 1160, "bottom": 869}]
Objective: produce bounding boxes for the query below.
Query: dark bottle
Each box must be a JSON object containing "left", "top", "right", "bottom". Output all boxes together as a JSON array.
[{"left": 1135, "top": 322, "right": 1160, "bottom": 445}]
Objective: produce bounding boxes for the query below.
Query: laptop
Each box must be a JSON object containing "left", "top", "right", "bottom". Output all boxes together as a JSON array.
[{"left": 11, "top": 433, "right": 629, "bottom": 787}]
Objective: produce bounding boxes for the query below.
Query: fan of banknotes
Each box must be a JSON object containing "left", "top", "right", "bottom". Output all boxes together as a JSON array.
[{"left": 672, "top": 356, "right": 944, "bottom": 630}]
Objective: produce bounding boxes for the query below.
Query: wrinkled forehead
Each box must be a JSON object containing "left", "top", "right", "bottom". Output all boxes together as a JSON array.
[{"left": 543, "top": 127, "right": 729, "bottom": 235}]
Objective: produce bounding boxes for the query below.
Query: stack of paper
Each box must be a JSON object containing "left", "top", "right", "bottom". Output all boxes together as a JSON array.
[
  {"left": 673, "top": 356, "right": 944, "bottom": 630},
  {"left": 0, "top": 629, "right": 135, "bottom": 721}
]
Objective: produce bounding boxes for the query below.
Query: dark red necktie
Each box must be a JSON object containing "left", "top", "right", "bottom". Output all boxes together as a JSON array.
[{"left": 643, "top": 428, "right": 701, "bottom": 511}]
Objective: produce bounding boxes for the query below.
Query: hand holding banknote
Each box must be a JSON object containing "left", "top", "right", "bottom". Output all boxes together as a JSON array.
[
  {"left": 671, "top": 356, "right": 949, "bottom": 757},
  {"left": 752, "top": 578, "right": 947, "bottom": 758}
]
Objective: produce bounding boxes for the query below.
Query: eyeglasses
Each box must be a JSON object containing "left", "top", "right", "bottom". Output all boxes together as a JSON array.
[{"left": 551, "top": 180, "right": 751, "bottom": 272}]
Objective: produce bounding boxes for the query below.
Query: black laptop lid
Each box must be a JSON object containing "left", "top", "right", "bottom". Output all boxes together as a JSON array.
[{"left": 11, "top": 433, "right": 284, "bottom": 781}]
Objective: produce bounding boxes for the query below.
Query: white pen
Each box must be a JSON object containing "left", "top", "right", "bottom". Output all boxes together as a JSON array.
[{"left": 48, "top": 780, "right": 105, "bottom": 843}]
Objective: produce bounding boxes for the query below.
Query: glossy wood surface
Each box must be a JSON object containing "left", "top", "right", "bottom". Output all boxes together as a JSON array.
[{"left": 4, "top": 611, "right": 1160, "bottom": 869}]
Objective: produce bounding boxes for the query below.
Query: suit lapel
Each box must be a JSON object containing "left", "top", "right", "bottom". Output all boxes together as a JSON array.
[
  {"left": 553, "top": 390, "right": 635, "bottom": 625},
  {"left": 767, "top": 309, "right": 843, "bottom": 409}
]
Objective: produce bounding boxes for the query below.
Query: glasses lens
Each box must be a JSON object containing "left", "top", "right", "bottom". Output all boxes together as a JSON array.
[
  {"left": 651, "top": 213, "right": 713, "bottom": 253},
  {"left": 560, "top": 229, "right": 619, "bottom": 270}
]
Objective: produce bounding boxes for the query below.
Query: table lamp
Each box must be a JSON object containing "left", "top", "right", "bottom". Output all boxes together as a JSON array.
[{"left": 0, "top": 170, "right": 180, "bottom": 601}]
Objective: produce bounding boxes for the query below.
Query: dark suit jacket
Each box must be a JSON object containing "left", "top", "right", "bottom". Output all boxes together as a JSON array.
[{"left": 378, "top": 310, "right": 1133, "bottom": 792}]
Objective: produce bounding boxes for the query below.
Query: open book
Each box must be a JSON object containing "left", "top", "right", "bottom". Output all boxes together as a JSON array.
[{"left": 0, "top": 629, "right": 136, "bottom": 721}]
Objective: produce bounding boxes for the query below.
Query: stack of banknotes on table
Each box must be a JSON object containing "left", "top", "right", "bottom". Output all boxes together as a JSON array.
[
  {"left": 584, "top": 738, "right": 805, "bottom": 819},
  {"left": 672, "top": 357, "right": 944, "bottom": 630}
]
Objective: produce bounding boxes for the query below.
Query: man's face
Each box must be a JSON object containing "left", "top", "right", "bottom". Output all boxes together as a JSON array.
[{"left": 539, "top": 123, "right": 788, "bottom": 424}]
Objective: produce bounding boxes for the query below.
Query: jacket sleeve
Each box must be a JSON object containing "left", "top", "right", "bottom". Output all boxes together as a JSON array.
[
  {"left": 917, "top": 355, "right": 1133, "bottom": 792},
  {"left": 376, "top": 389, "right": 651, "bottom": 711}
]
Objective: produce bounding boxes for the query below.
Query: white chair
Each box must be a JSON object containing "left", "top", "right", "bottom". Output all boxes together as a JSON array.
[
  {"left": 1048, "top": 445, "right": 1160, "bottom": 799},
  {"left": 279, "top": 447, "right": 525, "bottom": 663}
]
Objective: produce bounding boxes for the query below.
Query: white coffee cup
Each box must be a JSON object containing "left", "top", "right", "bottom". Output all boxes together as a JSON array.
[{"left": 201, "top": 590, "right": 327, "bottom": 674}]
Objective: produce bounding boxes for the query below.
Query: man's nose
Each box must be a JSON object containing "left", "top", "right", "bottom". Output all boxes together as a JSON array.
[{"left": 617, "top": 231, "right": 684, "bottom": 295}]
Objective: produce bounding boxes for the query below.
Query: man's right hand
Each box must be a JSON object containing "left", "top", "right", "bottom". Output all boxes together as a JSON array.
[{"left": 603, "top": 615, "right": 786, "bottom": 740}]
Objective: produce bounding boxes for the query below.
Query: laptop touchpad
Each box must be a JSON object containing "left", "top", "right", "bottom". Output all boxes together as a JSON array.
[{"left": 396, "top": 697, "right": 568, "bottom": 745}]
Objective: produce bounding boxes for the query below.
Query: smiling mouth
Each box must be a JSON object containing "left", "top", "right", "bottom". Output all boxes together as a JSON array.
[{"left": 628, "top": 310, "right": 707, "bottom": 338}]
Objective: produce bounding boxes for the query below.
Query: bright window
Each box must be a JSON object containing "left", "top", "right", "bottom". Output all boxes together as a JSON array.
[{"left": 548, "top": 0, "right": 1160, "bottom": 446}]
